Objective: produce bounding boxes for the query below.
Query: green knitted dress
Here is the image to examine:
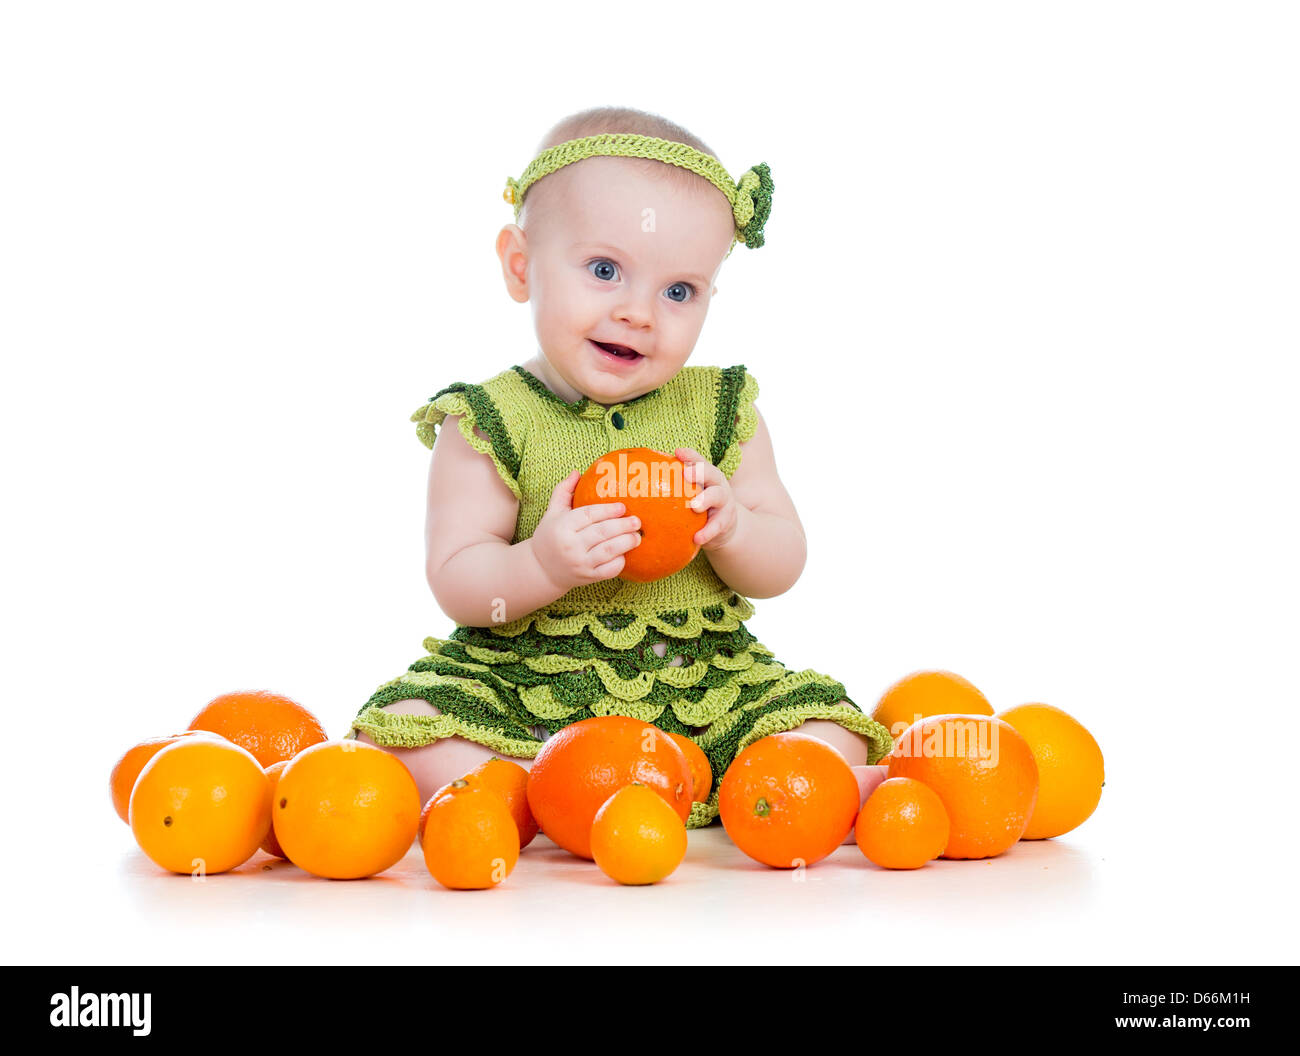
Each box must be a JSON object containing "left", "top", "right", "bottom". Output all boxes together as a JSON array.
[{"left": 348, "top": 362, "right": 892, "bottom": 827}]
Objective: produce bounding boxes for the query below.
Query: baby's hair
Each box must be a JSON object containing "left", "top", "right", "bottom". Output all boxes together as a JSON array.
[{"left": 516, "top": 106, "right": 722, "bottom": 231}]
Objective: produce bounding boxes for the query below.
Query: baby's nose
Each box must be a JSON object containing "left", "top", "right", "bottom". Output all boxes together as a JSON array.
[{"left": 614, "top": 298, "right": 654, "bottom": 329}]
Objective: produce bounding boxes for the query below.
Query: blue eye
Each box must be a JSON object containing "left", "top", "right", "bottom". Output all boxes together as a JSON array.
[
  {"left": 588, "top": 259, "right": 619, "bottom": 282},
  {"left": 665, "top": 282, "right": 695, "bottom": 303}
]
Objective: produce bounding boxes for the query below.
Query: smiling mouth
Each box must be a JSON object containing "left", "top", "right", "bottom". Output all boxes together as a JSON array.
[{"left": 591, "top": 339, "right": 643, "bottom": 361}]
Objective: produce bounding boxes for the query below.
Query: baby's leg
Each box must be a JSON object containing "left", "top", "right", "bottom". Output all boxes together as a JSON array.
[
  {"left": 797, "top": 715, "right": 871, "bottom": 767},
  {"left": 354, "top": 698, "right": 539, "bottom": 808},
  {"left": 794, "top": 707, "right": 888, "bottom": 844}
]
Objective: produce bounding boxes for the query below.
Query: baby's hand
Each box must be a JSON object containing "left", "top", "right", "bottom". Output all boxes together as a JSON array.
[
  {"left": 529, "top": 470, "right": 642, "bottom": 592},
  {"left": 675, "top": 447, "right": 742, "bottom": 552}
]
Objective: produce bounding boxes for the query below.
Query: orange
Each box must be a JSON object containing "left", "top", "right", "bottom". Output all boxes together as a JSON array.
[
  {"left": 855, "top": 777, "right": 950, "bottom": 869},
  {"left": 573, "top": 447, "right": 706, "bottom": 583},
  {"left": 871, "top": 670, "right": 993, "bottom": 741},
  {"left": 188, "top": 690, "right": 328, "bottom": 768},
  {"left": 129, "top": 738, "right": 271, "bottom": 874},
  {"left": 998, "top": 703, "right": 1104, "bottom": 839},
  {"left": 421, "top": 779, "right": 519, "bottom": 890},
  {"left": 417, "top": 792, "right": 437, "bottom": 845},
  {"left": 273, "top": 741, "right": 420, "bottom": 879},
  {"left": 590, "top": 783, "right": 688, "bottom": 885},
  {"left": 526, "top": 716, "right": 693, "bottom": 859},
  {"left": 418, "top": 757, "right": 538, "bottom": 849},
  {"left": 462, "top": 757, "right": 537, "bottom": 848},
  {"left": 260, "top": 760, "right": 290, "bottom": 858},
  {"left": 887, "top": 715, "right": 1038, "bottom": 859},
  {"left": 110, "top": 730, "right": 225, "bottom": 824},
  {"left": 667, "top": 732, "right": 714, "bottom": 803},
  {"left": 718, "top": 732, "right": 860, "bottom": 868}
]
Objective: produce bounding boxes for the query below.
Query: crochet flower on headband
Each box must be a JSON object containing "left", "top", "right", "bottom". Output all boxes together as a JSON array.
[{"left": 503, "top": 133, "right": 774, "bottom": 250}]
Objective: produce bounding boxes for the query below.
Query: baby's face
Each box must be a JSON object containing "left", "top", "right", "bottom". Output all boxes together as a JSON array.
[{"left": 506, "top": 157, "right": 737, "bottom": 405}]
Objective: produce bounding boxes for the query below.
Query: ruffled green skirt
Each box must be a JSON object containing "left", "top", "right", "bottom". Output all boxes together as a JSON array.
[{"left": 349, "top": 609, "right": 892, "bottom": 828}]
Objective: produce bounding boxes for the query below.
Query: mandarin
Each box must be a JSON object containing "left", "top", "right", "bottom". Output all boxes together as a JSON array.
[
  {"left": 591, "top": 784, "right": 688, "bottom": 885},
  {"left": 421, "top": 779, "right": 519, "bottom": 890},
  {"left": 666, "top": 731, "right": 714, "bottom": 803},
  {"left": 718, "top": 732, "right": 860, "bottom": 868},
  {"left": 273, "top": 741, "right": 420, "bottom": 879},
  {"left": 260, "top": 760, "right": 290, "bottom": 858},
  {"left": 855, "top": 777, "right": 950, "bottom": 869},
  {"left": 573, "top": 447, "right": 705, "bottom": 583},
  {"left": 110, "top": 730, "right": 226, "bottom": 824},
  {"left": 418, "top": 757, "right": 538, "bottom": 848},
  {"left": 129, "top": 738, "right": 271, "bottom": 875},
  {"left": 188, "top": 690, "right": 328, "bottom": 768},
  {"left": 871, "top": 670, "right": 993, "bottom": 741},
  {"left": 526, "top": 716, "right": 693, "bottom": 859}
]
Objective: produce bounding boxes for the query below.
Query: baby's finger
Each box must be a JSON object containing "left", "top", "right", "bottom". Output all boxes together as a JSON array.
[
  {"left": 694, "top": 509, "right": 731, "bottom": 546},
  {"left": 579, "top": 514, "right": 641, "bottom": 545},
  {"left": 590, "top": 553, "right": 626, "bottom": 581},
  {"left": 687, "top": 483, "right": 725, "bottom": 513},
  {"left": 572, "top": 499, "right": 627, "bottom": 525},
  {"left": 678, "top": 453, "right": 718, "bottom": 494},
  {"left": 546, "top": 470, "right": 582, "bottom": 513},
  {"left": 585, "top": 526, "right": 641, "bottom": 568}
]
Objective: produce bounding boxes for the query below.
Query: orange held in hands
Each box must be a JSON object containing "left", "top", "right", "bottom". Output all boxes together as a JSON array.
[
  {"left": 421, "top": 779, "right": 520, "bottom": 890},
  {"left": 871, "top": 670, "right": 993, "bottom": 741},
  {"left": 855, "top": 777, "right": 950, "bottom": 869},
  {"left": 718, "top": 732, "right": 861, "bottom": 869},
  {"left": 272, "top": 740, "right": 421, "bottom": 880},
  {"left": 526, "top": 716, "right": 693, "bottom": 859},
  {"left": 590, "top": 784, "right": 688, "bottom": 885},
  {"left": 997, "top": 703, "right": 1104, "bottom": 840},
  {"left": 188, "top": 690, "right": 328, "bottom": 768},
  {"left": 129, "top": 737, "right": 271, "bottom": 875},
  {"left": 887, "top": 715, "right": 1039, "bottom": 860},
  {"left": 573, "top": 447, "right": 706, "bottom": 583}
]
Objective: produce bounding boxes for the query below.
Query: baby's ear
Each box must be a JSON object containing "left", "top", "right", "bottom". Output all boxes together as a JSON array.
[{"left": 496, "top": 224, "right": 530, "bottom": 304}]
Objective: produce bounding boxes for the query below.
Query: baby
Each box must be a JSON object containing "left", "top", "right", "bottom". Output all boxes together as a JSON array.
[{"left": 349, "top": 107, "right": 891, "bottom": 829}]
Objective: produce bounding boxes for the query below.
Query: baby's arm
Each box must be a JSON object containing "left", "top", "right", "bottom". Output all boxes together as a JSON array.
[
  {"left": 687, "top": 407, "right": 807, "bottom": 599},
  {"left": 425, "top": 414, "right": 640, "bottom": 626}
]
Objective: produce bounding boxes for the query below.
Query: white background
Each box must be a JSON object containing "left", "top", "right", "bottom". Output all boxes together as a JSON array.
[{"left": 2, "top": 1, "right": 1296, "bottom": 966}]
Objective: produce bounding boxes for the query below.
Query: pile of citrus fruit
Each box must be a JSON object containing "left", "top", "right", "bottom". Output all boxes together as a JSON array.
[
  {"left": 112, "top": 671, "right": 1104, "bottom": 886},
  {"left": 860, "top": 670, "right": 1106, "bottom": 866}
]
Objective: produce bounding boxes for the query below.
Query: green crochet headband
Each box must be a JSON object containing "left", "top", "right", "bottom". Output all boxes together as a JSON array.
[{"left": 503, "top": 133, "right": 774, "bottom": 250}]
